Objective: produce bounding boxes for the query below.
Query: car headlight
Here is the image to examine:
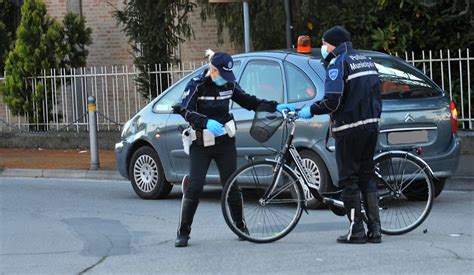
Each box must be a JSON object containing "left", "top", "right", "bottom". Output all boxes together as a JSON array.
[{"left": 121, "top": 120, "right": 132, "bottom": 138}]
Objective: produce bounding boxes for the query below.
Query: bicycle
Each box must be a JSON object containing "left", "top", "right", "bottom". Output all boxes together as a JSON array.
[{"left": 221, "top": 110, "right": 435, "bottom": 243}]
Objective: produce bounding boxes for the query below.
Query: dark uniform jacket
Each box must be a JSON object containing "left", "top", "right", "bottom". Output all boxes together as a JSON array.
[
  {"left": 310, "top": 42, "right": 382, "bottom": 137},
  {"left": 179, "top": 69, "right": 277, "bottom": 133}
]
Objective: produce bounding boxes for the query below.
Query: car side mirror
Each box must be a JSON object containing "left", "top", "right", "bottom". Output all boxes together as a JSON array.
[{"left": 171, "top": 103, "right": 182, "bottom": 114}]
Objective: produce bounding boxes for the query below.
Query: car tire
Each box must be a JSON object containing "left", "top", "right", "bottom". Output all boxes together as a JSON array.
[
  {"left": 129, "top": 146, "right": 172, "bottom": 199},
  {"left": 404, "top": 178, "right": 445, "bottom": 201},
  {"left": 433, "top": 178, "right": 446, "bottom": 198},
  {"left": 292, "top": 150, "right": 331, "bottom": 209}
]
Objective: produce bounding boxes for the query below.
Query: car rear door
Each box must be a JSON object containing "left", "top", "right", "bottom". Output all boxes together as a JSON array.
[
  {"left": 371, "top": 56, "right": 452, "bottom": 158},
  {"left": 159, "top": 72, "right": 197, "bottom": 182}
]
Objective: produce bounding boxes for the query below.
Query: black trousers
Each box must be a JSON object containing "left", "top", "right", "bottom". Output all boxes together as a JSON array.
[
  {"left": 185, "top": 138, "right": 240, "bottom": 201},
  {"left": 335, "top": 128, "right": 378, "bottom": 197}
]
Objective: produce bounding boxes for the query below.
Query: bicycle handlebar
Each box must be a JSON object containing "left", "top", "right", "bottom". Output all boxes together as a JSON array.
[{"left": 280, "top": 109, "right": 300, "bottom": 121}]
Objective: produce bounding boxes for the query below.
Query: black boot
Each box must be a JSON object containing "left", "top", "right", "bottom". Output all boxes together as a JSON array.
[
  {"left": 363, "top": 192, "right": 382, "bottom": 243},
  {"left": 175, "top": 198, "right": 199, "bottom": 247},
  {"left": 228, "top": 196, "right": 249, "bottom": 241},
  {"left": 337, "top": 194, "right": 366, "bottom": 244}
]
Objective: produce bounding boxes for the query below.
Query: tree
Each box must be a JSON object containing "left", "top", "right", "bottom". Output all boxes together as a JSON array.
[
  {"left": 197, "top": 0, "right": 473, "bottom": 53},
  {"left": 198, "top": 0, "right": 287, "bottom": 51},
  {"left": 0, "top": 0, "right": 15, "bottom": 72},
  {"left": 1, "top": 0, "right": 93, "bottom": 127},
  {"left": 0, "top": 23, "right": 10, "bottom": 73},
  {"left": 368, "top": 0, "right": 472, "bottom": 53},
  {"left": 112, "top": 0, "right": 196, "bottom": 99},
  {"left": 60, "top": 12, "right": 93, "bottom": 68},
  {"left": 1, "top": 0, "right": 58, "bottom": 125}
]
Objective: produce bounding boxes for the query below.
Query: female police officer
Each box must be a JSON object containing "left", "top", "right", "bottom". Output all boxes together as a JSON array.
[{"left": 174, "top": 50, "right": 293, "bottom": 247}]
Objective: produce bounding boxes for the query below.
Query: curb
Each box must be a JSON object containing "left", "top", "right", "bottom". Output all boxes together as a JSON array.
[
  {"left": 0, "top": 168, "right": 126, "bottom": 181},
  {"left": 0, "top": 168, "right": 471, "bottom": 191},
  {"left": 445, "top": 177, "right": 473, "bottom": 191}
]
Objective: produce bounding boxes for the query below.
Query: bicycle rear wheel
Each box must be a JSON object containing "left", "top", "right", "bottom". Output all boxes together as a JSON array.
[
  {"left": 221, "top": 160, "right": 304, "bottom": 243},
  {"left": 373, "top": 152, "right": 434, "bottom": 235}
]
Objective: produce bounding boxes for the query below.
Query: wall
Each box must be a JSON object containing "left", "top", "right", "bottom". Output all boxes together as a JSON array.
[
  {"left": 43, "top": 0, "right": 134, "bottom": 66},
  {"left": 457, "top": 130, "right": 474, "bottom": 178},
  {"left": 179, "top": 3, "right": 242, "bottom": 63},
  {"left": 0, "top": 131, "right": 120, "bottom": 150},
  {"left": 42, "top": 0, "right": 240, "bottom": 67}
]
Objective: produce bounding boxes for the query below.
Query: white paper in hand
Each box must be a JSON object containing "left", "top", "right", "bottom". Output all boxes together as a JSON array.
[
  {"left": 182, "top": 129, "right": 192, "bottom": 155},
  {"left": 203, "top": 129, "right": 215, "bottom": 147},
  {"left": 225, "top": 120, "right": 236, "bottom": 137}
]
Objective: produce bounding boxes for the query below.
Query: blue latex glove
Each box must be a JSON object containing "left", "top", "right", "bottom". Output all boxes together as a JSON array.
[
  {"left": 276, "top": 103, "right": 296, "bottom": 113},
  {"left": 206, "top": 119, "right": 225, "bottom": 136},
  {"left": 298, "top": 107, "right": 313, "bottom": 119}
]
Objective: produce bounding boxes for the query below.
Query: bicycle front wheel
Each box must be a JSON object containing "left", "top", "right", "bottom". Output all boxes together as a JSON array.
[
  {"left": 221, "top": 160, "right": 304, "bottom": 243},
  {"left": 373, "top": 152, "right": 435, "bottom": 235}
]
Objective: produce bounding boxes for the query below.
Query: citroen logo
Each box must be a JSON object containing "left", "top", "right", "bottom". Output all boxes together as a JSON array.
[{"left": 404, "top": 113, "right": 415, "bottom": 123}]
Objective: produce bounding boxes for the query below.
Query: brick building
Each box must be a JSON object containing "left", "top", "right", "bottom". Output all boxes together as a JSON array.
[
  {"left": 42, "top": 0, "right": 239, "bottom": 67},
  {"left": 0, "top": 0, "right": 241, "bottom": 128}
]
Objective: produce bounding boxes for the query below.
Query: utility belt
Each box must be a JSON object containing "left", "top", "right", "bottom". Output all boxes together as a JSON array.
[{"left": 182, "top": 120, "right": 236, "bottom": 154}]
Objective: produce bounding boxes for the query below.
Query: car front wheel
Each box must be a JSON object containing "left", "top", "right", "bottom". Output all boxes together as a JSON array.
[{"left": 129, "top": 146, "right": 172, "bottom": 199}]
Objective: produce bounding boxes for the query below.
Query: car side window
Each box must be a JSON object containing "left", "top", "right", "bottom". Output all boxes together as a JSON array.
[
  {"left": 285, "top": 62, "right": 316, "bottom": 103},
  {"left": 232, "top": 61, "right": 241, "bottom": 75},
  {"left": 372, "top": 58, "right": 442, "bottom": 99},
  {"left": 153, "top": 74, "right": 195, "bottom": 113},
  {"left": 234, "top": 60, "right": 284, "bottom": 108},
  {"left": 153, "top": 62, "right": 242, "bottom": 113}
]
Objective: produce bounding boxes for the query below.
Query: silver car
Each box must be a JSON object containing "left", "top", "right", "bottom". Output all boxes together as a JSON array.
[{"left": 115, "top": 49, "right": 460, "bottom": 208}]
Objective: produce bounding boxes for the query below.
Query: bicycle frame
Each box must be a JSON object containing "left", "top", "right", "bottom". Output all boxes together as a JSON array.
[
  {"left": 259, "top": 110, "right": 435, "bottom": 212},
  {"left": 260, "top": 111, "right": 344, "bottom": 209}
]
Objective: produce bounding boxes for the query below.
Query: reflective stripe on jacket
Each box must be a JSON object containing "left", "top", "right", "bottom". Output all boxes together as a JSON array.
[
  {"left": 180, "top": 69, "right": 277, "bottom": 130},
  {"left": 310, "top": 42, "right": 382, "bottom": 136}
]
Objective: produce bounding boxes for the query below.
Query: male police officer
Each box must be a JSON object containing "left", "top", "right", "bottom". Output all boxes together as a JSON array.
[{"left": 298, "top": 26, "right": 382, "bottom": 244}]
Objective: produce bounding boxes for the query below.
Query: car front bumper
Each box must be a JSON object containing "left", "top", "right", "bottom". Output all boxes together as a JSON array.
[{"left": 115, "top": 141, "right": 130, "bottom": 179}]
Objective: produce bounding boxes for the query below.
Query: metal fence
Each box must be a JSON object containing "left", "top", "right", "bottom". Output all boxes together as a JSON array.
[
  {"left": 0, "top": 63, "right": 204, "bottom": 132},
  {"left": 400, "top": 48, "right": 472, "bottom": 129},
  {"left": 0, "top": 48, "right": 472, "bottom": 132}
]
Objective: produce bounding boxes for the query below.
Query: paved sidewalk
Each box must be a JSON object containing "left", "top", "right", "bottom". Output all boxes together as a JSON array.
[
  {"left": 0, "top": 168, "right": 125, "bottom": 180},
  {"left": 0, "top": 148, "right": 116, "bottom": 170},
  {"left": 0, "top": 148, "right": 125, "bottom": 180}
]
